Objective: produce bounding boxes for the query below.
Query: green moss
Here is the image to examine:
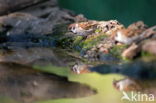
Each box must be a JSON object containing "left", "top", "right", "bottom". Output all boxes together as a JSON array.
[
  {"left": 110, "top": 44, "right": 128, "bottom": 59},
  {"left": 57, "top": 32, "right": 115, "bottom": 56},
  {"left": 57, "top": 36, "right": 74, "bottom": 48},
  {"left": 72, "top": 36, "right": 84, "bottom": 50},
  {"left": 73, "top": 36, "right": 84, "bottom": 44},
  {"left": 58, "top": 33, "right": 108, "bottom": 51},
  {"left": 95, "top": 28, "right": 102, "bottom": 34},
  {"left": 79, "top": 34, "right": 108, "bottom": 50},
  {"left": 141, "top": 51, "right": 154, "bottom": 57}
]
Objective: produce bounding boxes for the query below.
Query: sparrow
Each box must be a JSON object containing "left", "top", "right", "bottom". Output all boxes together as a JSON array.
[
  {"left": 68, "top": 20, "right": 124, "bottom": 36},
  {"left": 115, "top": 21, "right": 148, "bottom": 44}
]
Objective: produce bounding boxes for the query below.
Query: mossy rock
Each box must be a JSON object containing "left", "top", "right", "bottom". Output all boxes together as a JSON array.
[
  {"left": 73, "top": 34, "right": 108, "bottom": 51},
  {"left": 110, "top": 44, "right": 128, "bottom": 59},
  {"left": 141, "top": 51, "right": 155, "bottom": 57},
  {"left": 80, "top": 34, "right": 108, "bottom": 50},
  {"left": 58, "top": 33, "right": 108, "bottom": 50}
]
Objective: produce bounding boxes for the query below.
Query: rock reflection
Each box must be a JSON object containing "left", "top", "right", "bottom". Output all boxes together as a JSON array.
[{"left": 0, "top": 62, "right": 95, "bottom": 103}]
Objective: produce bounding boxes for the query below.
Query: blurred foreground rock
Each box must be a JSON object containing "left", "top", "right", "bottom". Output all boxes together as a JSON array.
[
  {"left": 122, "top": 37, "right": 156, "bottom": 60},
  {"left": 0, "top": 0, "right": 76, "bottom": 37},
  {"left": 142, "top": 39, "right": 156, "bottom": 55},
  {"left": 0, "top": 0, "right": 57, "bottom": 15},
  {"left": 0, "top": 11, "right": 73, "bottom": 35}
]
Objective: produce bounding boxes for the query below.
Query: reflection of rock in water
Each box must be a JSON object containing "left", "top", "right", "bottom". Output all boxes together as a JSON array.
[
  {"left": 111, "top": 58, "right": 156, "bottom": 97},
  {"left": 89, "top": 58, "right": 156, "bottom": 79},
  {"left": 0, "top": 63, "right": 95, "bottom": 103},
  {"left": 76, "top": 58, "right": 156, "bottom": 97}
]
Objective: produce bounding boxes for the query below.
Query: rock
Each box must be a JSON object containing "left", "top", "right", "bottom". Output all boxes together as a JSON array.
[
  {"left": 83, "top": 50, "right": 98, "bottom": 61},
  {"left": 121, "top": 25, "right": 156, "bottom": 59},
  {"left": 0, "top": 0, "right": 75, "bottom": 36},
  {"left": 20, "top": 0, "right": 58, "bottom": 17},
  {"left": 0, "top": 0, "right": 57, "bottom": 15},
  {"left": 0, "top": 46, "right": 83, "bottom": 67},
  {"left": 128, "top": 21, "right": 147, "bottom": 31},
  {"left": 78, "top": 35, "right": 116, "bottom": 61},
  {"left": 98, "top": 53, "right": 119, "bottom": 62},
  {"left": 65, "top": 20, "right": 126, "bottom": 61},
  {"left": 142, "top": 39, "right": 156, "bottom": 55},
  {"left": 21, "top": 5, "right": 75, "bottom": 23},
  {"left": 0, "top": 47, "right": 79, "bottom": 66},
  {"left": 74, "top": 14, "right": 88, "bottom": 22},
  {"left": 99, "top": 47, "right": 108, "bottom": 53},
  {"left": 0, "top": 12, "right": 73, "bottom": 35},
  {"left": 136, "top": 25, "right": 156, "bottom": 42},
  {"left": 122, "top": 43, "right": 140, "bottom": 59}
]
